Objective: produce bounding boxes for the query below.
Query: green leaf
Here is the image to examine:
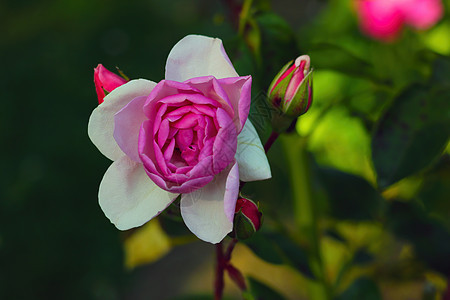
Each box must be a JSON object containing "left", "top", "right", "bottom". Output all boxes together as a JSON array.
[
  {"left": 243, "top": 231, "right": 285, "bottom": 265},
  {"left": 308, "top": 43, "right": 378, "bottom": 82},
  {"left": 386, "top": 200, "right": 450, "bottom": 276},
  {"left": 318, "top": 168, "right": 384, "bottom": 221},
  {"left": 244, "top": 231, "right": 315, "bottom": 279},
  {"left": 255, "top": 12, "right": 298, "bottom": 86},
  {"left": 431, "top": 56, "right": 450, "bottom": 88},
  {"left": 335, "top": 277, "right": 381, "bottom": 300},
  {"left": 247, "top": 276, "right": 286, "bottom": 300},
  {"left": 372, "top": 84, "right": 450, "bottom": 189},
  {"left": 416, "top": 155, "right": 450, "bottom": 230}
]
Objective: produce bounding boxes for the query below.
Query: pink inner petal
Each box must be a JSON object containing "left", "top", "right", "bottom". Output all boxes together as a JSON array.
[
  {"left": 153, "top": 103, "right": 168, "bottom": 135},
  {"left": 181, "top": 145, "right": 199, "bottom": 166},
  {"left": 194, "top": 104, "right": 216, "bottom": 117},
  {"left": 166, "top": 105, "right": 194, "bottom": 118},
  {"left": 163, "top": 138, "right": 176, "bottom": 161},
  {"left": 176, "top": 129, "right": 194, "bottom": 150},
  {"left": 153, "top": 141, "right": 170, "bottom": 175},
  {"left": 157, "top": 119, "right": 170, "bottom": 148},
  {"left": 171, "top": 113, "right": 199, "bottom": 129}
]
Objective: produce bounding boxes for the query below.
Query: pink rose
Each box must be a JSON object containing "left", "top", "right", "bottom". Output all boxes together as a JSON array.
[
  {"left": 355, "top": 0, "right": 443, "bottom": 41},
  {"left": 356, "top": 0, "right": 404, "bottom": 41},
  {"left": 88, "top": 35, "right": 271, "bottom": 243},
  {"left": 94, "top": 64, "right": 128, "bottom": 104}
]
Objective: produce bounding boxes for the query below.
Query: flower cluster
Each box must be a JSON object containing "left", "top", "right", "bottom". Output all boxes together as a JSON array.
[{"left": 89, "top": 35, "right": 271, "bottom": 244}]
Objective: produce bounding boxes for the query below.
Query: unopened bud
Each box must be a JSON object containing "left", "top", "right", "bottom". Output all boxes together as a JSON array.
[
  {"left": 233, "top": 198, "right": 262, "bottom": 240},
  {"left": 268, "top": 55, "right": 313, "bottom": 118},
  {"left": 94, "top": 64, "right": 128, "bottom": 104}
]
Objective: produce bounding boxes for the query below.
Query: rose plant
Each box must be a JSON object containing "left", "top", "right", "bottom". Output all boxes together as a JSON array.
[{"left": 88, "top": 35, "right": 271, "bottom": 244}]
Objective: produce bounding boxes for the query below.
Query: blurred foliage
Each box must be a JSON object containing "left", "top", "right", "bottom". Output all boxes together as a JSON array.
[{"left": 1, "top": 0, "right": 449, "bottom": 299}]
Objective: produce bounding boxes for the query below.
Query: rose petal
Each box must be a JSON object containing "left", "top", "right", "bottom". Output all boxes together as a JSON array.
[
  {"left": 217, "top": 76, "right": 252, "bottom": 132},
  {"left": 356, "top": 0, "right": 404, "bottom": 41},
  {"left": 165, "top": 35, "right": 239, "bottom": 82},
  {"left": 99, "top": 156, "right": 178, "bottom": 230},
  {"left": 213, "top": 108, "right": 237, "bottom": 174},
  {"left": 88, "top": 79, "right": 156, "bottom": 161},
  {"left": 223, "top": 162, "right": 240, "bottom": 222},
  {"left": 180, "top": 161, "right": 239, "bottom": 243},
  {"left": 402, "top": 0, "right": 443, "bottom": 29},
  {"left": 236, "top": 119, "right": 271, "bottom": 181},
  {"left": 113, "top": 96, "right": 148, "bottom": 162},
  {"left": 184, "top": 76, "right": 234, "bottom": 118}
]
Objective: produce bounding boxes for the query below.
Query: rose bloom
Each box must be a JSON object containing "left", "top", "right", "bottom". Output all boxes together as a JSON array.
[
  {"left": 355, "top": 0, "right": 443, "bottom": 41},
  {"left": 88, "top": 35, "right": 271, "bottom": 243}
]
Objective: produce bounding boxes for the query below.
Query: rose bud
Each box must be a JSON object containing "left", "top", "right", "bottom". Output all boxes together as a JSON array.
[
  {"left": 94, "top": 64, "right": 128, "bottom": 104},
  {"left": 233, "top": 198, "right": 262, "bottom": 240},
  {"left": 268, "top": 55, "right": 313, "bottom": 118}
]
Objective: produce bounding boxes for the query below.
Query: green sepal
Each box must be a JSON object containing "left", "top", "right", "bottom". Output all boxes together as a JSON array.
[
  {"left": 268, "top": 60, "right": 293, "bottom": 94},
  {"left": 234, "top": 210, "right": 257, "bottom": 240},
  {"left": 283, "top": 70, "right": 313, "bottom": 116}
]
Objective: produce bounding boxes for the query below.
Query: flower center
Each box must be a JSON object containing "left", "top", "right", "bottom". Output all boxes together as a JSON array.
[{"left": 154, "top": 99, "right": 220, "bottom": 172}]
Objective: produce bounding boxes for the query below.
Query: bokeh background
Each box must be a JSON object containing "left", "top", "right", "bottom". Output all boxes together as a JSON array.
[{"left": 1, "top": 0, "right": 449, "bottom": 299}]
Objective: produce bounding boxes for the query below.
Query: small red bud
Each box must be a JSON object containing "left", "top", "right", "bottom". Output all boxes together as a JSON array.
[
  {"left": 268, "top": 55, "right": 313, "bottom": 117},
  {"left": 233, "top": 198, "right": 262, "bottom": 240},
  {"left": 94, "top": 64, "right": 128, "bottom": 104}
]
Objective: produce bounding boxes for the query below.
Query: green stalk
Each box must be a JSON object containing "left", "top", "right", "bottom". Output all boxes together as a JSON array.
[{"left": 281, "top": 134, "right": 331, "bottom": 300}]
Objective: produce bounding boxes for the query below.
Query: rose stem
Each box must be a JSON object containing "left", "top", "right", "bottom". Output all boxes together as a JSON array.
[
  {"left": 217, "top": 118, "right": 299, "bottom": 298},
  {"left": 264, "top": 118, "right": 297, "bottom": 153},
  {"left": 214, "top": 243, "right": 225, "bottom": 300},
  {"left": 224, "top": 238, "right": 238, "bottom": 261},
  {"left": 214, "top": 238, "right": 240, "bottom": 299},
  {"left": 263, "top": 131, "right": 279, "bottom": 153}
]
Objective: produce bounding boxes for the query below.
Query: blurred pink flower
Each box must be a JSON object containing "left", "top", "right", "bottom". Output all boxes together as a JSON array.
[
  {"left": 88, "top": 35, "right": 271, "bottom": 243},
  {"left": 356, "top": 0, "right": 443, "bottom": 41}
]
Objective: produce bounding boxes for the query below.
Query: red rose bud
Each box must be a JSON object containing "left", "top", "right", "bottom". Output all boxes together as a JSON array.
[
  {"left": 233, "top": 198, "right": 262, "bottom": 240},
  {"left": 94, "top": 64, "right": 128, "bottom": 104},
  {"left": 268, "top": 55, "right": 313, "bottom": 117}
]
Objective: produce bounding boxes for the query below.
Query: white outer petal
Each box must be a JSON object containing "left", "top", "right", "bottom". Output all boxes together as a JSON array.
[
  {"left": 165, "top": 35, "right": 239, "bottom": 82},
  {"left": 236, "top": 119, "right": 272, "bottom": 181},
  {"left": 99, "top": 156, "right": 179, "bottom": 230},
  {"left": 88, "top": 79, "right": 156, "bottom": 161},
  {"left": 180, "top": 162, "right": 239, "bottom": 244}
]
